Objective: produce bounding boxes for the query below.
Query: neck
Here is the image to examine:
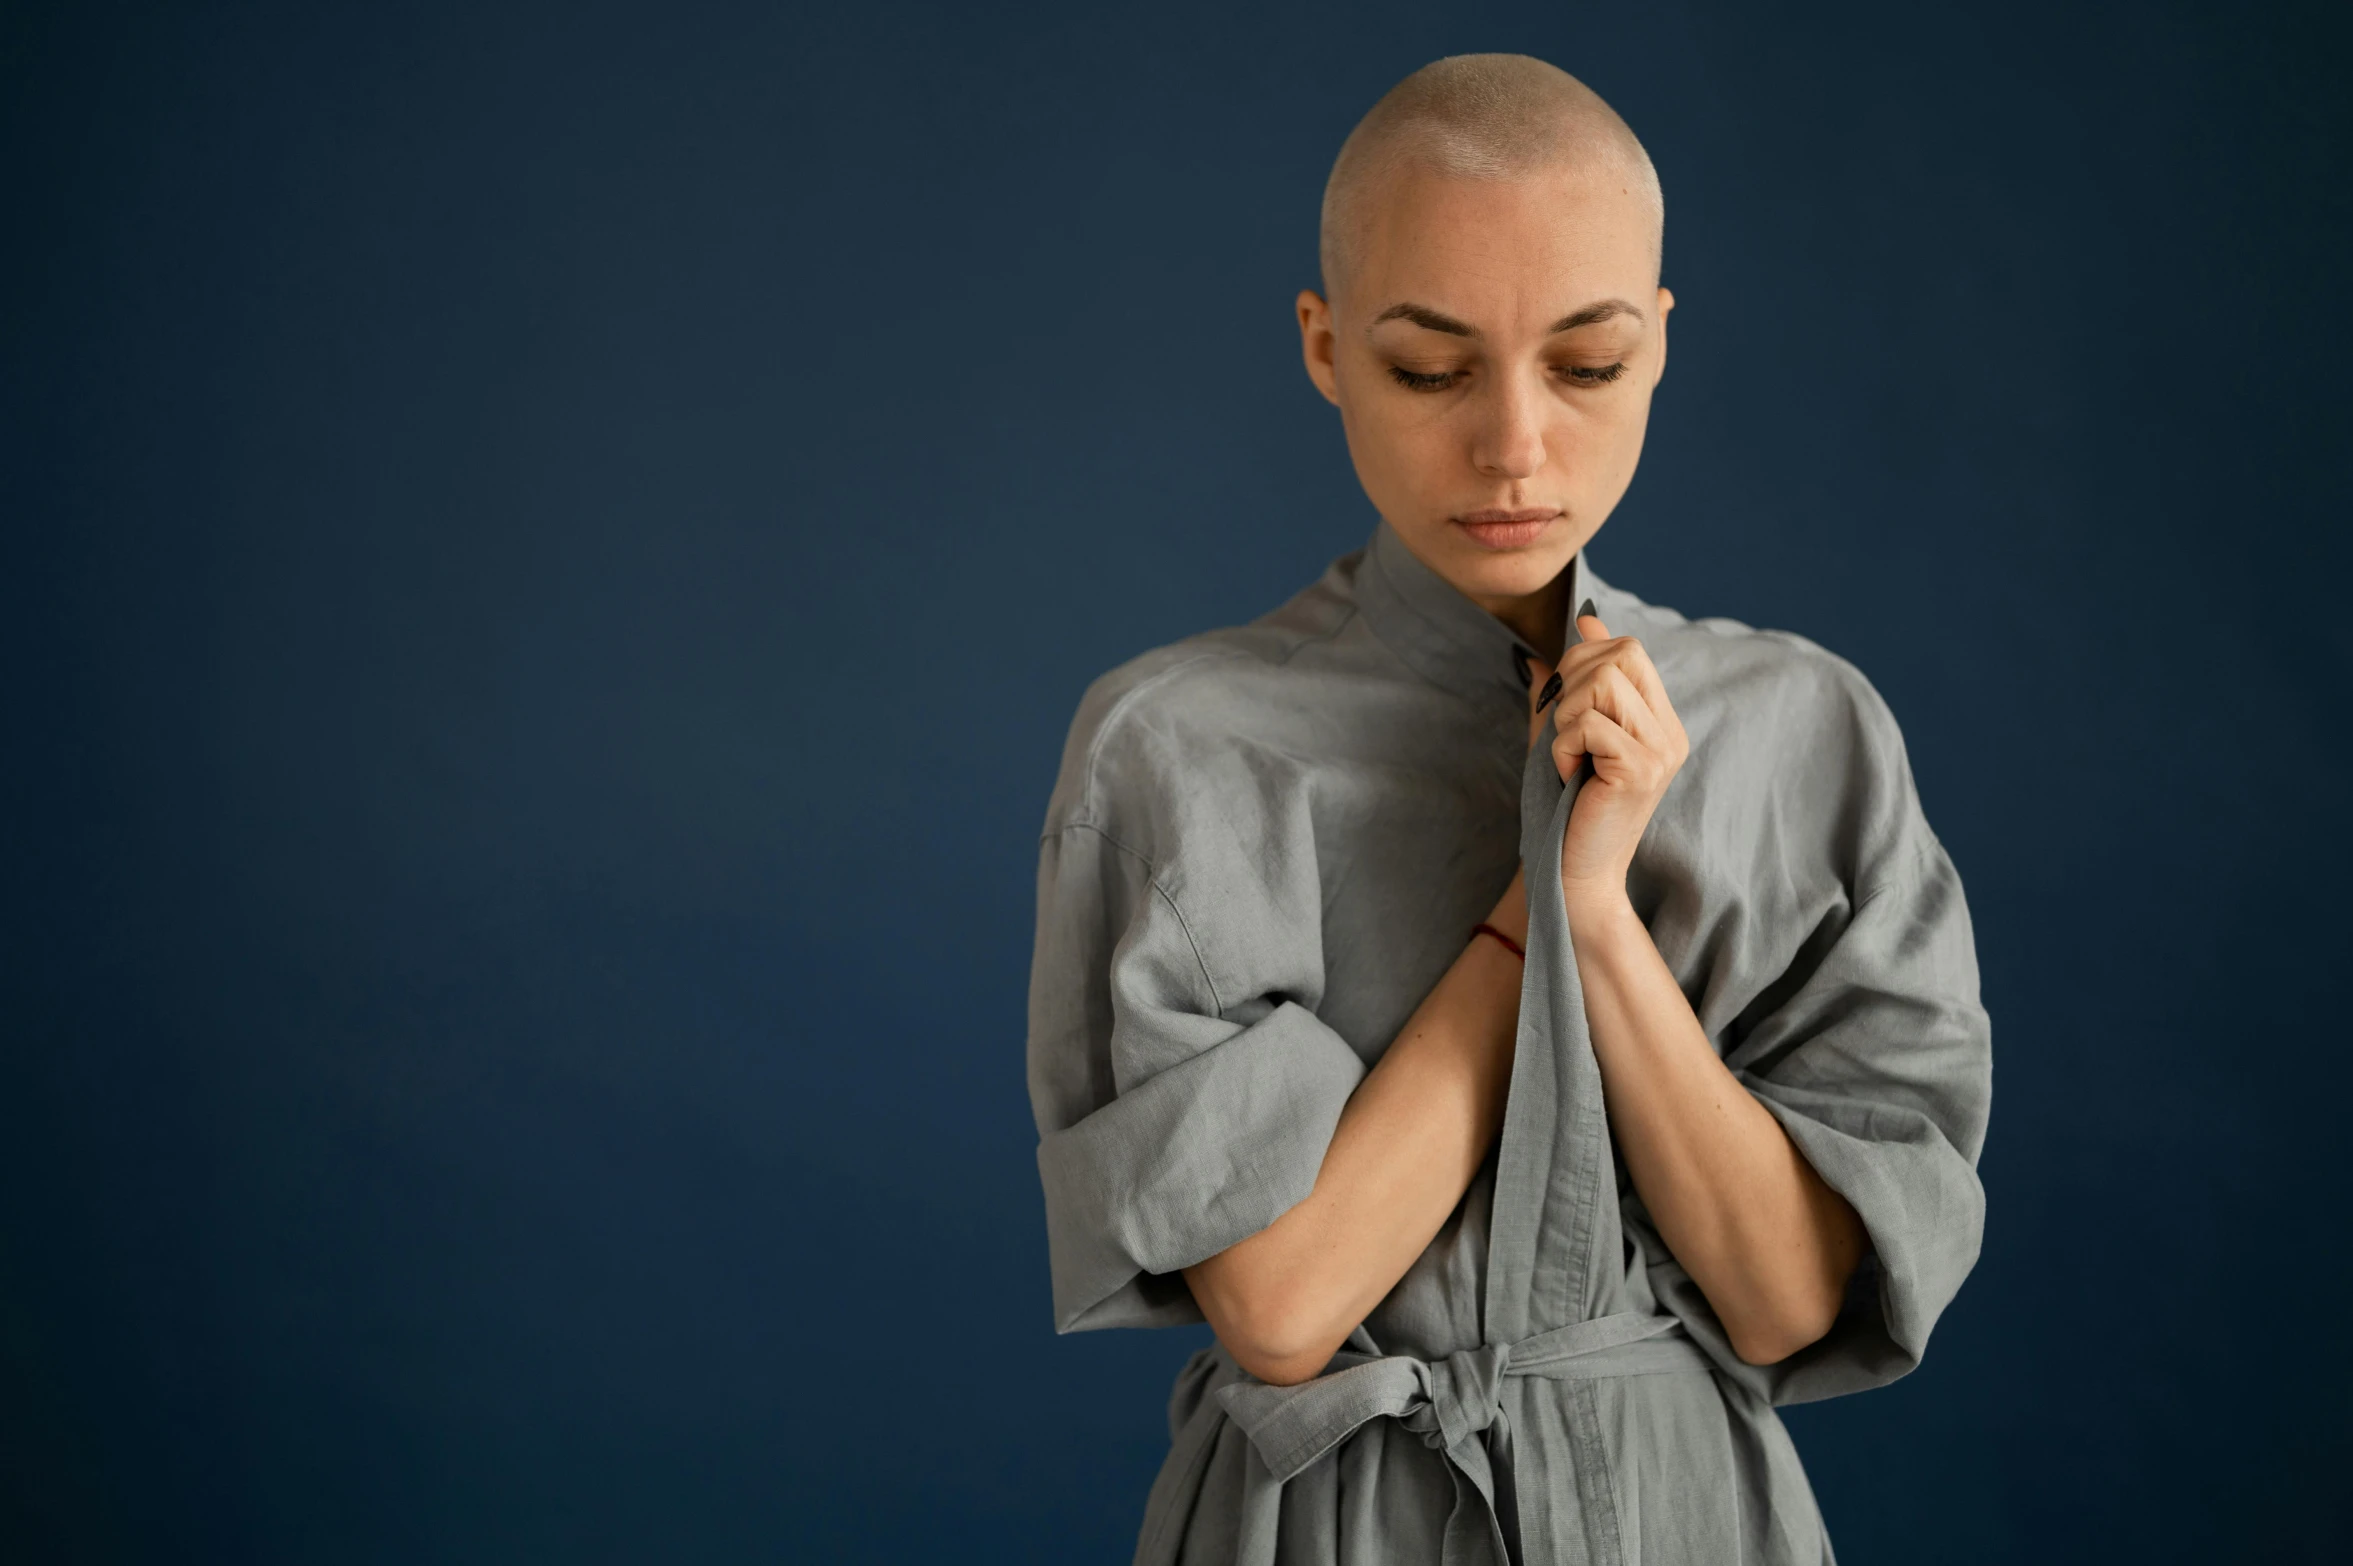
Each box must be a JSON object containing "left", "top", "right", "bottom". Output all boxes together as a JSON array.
[{"left": 1473, "top": 569, "right": 1574, "bottom": 662}]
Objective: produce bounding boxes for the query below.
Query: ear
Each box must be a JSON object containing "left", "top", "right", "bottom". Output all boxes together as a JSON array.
[
  {"left": 1297, "top": 289, "right": 1341, "bottom": 407},
  {"left": 1651, "top": 285, "right": 1674, "bottom": 390}
]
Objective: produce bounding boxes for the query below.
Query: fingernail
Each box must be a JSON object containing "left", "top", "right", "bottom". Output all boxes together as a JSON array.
[
  {"left": 1513, "top": 650, "right": 1534, "bottom": 688},
  {"left": 1536, "top": 671, "right": 1562, "bottom": 709},
  {"left": 1577, "top": 597, "right": 1597, "bottom": 622}
]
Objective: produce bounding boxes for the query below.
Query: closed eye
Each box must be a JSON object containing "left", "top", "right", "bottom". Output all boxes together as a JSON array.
[{"left": 1389, "top": 366, "right": 1458, "bottom": 393}]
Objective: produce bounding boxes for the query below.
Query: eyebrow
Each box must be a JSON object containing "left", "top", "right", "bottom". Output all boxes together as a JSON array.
[
  {"left": 1546, "top": 299, "right": 1644, "bottom": 333},
  {"left": 1368, "top": 299, "right": 1646, "bottom": 338}
]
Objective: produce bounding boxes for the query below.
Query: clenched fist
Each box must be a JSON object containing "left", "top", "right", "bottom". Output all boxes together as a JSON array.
[{"left": 1525, "top": 601, "right": 1690, "bottom": 919}]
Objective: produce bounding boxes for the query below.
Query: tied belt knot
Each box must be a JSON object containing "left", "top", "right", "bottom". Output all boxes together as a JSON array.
[
  {"left": 1398, "top": 1339, "right": 1512, "bottom": 1459},
  {"left": 1211, "top": 1311, "right": 1715, "bottom": 1564}
]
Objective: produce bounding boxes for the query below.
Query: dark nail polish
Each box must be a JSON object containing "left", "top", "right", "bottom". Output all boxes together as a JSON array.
[
  {"left": 1577, "top": 597, "right": 1597, "bottom": 622},
  {"left": 1536, "top": 672, "right": 1562, "bottom": 709},
  {"left": 1512, "top": 650, "right": 1534, "bottom": 688}
]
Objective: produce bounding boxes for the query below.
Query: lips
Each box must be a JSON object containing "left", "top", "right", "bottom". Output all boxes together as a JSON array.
[{"left": 1453, "top": 510, "right": 1561, "bottom": 549}]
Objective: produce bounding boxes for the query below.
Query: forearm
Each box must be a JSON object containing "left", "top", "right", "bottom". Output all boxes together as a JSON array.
[
  {"left": 1566, "top": 892, "right": 1864, "bottom": 1364},
  {"left": 1184, "top": 877, "right": 1527, "bottom": 1386}
]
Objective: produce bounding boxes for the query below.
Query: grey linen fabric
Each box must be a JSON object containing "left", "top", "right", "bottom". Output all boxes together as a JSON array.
[{"left": 1025, "top": 519, "right": 1993, "bottom": 1565}]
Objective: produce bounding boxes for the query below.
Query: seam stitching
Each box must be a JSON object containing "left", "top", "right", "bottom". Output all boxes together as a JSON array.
[{"left": 1048, "top": 821, "right": 1226, "bottom": 1020}]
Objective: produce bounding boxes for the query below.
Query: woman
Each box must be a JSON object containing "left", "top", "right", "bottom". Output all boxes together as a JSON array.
[{"left": 1025, "top": 54, "right": 1991, "bottom": 1566}]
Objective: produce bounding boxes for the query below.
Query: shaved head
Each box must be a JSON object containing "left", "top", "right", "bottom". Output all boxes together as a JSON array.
[{"left": 1319, "top": 54, "right": 1663, "bottom": 301}]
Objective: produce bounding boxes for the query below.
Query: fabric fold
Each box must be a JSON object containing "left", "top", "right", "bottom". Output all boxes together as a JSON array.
[
  {"left": 1218, "top": 1313, "right": 1707, "bottom": 1484},
  {"left": 1038, "top": 997, "right": 1368, "bottom": 1333},
  {"left": 1204, "top": 1315, "right": 1714, "bottom": 1566}
]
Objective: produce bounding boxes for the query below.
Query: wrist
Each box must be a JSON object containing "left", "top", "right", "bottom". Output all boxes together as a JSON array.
[
  {"left": 1561, "top": 879, "right": 1639, "bottom": 942},
  {"left": 1485, "top": 876, "right": 1530, "bottom": 947}
]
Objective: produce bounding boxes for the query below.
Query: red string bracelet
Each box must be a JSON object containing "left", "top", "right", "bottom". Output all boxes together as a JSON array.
[{"left": 1470, "top": 923, "right": 1525, "bottom": 961}]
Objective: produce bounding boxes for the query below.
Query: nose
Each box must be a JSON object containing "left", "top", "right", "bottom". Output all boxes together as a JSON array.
[{"left": 1469, "top": 368, "right": 1548, "bottom": 481}]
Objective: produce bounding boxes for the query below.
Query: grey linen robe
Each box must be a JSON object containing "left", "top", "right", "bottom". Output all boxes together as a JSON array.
[{"left": 1025, "top": 519, "right": 1992, "bottom": 1565}]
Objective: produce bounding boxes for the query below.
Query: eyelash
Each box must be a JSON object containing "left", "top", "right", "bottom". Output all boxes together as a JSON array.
[{"left": 1387, "top": 363, "right": 1629, "bottom": 393}]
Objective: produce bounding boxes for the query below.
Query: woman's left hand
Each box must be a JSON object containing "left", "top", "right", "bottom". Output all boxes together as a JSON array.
[{"left": 1526, "top": 605, "right": 1690, "bottom": 917}]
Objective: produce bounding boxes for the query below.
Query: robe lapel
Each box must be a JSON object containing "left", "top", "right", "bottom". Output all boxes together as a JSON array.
[{"left": 1487, "top": 710, "right": 1636, "bottom": 1566}]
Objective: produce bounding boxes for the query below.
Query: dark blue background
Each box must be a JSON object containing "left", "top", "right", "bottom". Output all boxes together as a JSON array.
[{"left": 8, "top": 1, "right": 2348, "bottom": 1559}]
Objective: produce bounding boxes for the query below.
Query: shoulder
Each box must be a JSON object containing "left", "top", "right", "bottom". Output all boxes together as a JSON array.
[
  {"left": 1599, "top": 575, "right": 1930, "bottom": 888},
  {"left": 1040, "top": 559, "right": 1358, "bottom": 858},
  {"left": 1598, "top": 573, "right": 1908, "bottom": 764},
  {"left": 1601, "top": 578, "right": 1898, "bottom": 744}
]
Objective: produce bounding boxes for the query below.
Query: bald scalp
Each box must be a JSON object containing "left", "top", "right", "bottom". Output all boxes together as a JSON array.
[{"left": 1319, "top": 54, "right": 1664, "bottom": 302}]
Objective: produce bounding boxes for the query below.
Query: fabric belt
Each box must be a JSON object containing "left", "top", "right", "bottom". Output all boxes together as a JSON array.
[{"left": 1212, "top": 1311, "right": 1716, "bottom": 1565}]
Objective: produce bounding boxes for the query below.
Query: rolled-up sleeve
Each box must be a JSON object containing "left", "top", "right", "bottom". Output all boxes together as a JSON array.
[
  {"left": 1730, "top": 833, "right": 1992, "bottom": 1403},
  {"left": 1622, "top": 643, "right": 1993, "bottom": 1405},
  {"left": 1028, "top": 822, "right": 1366, "bottom": 1334}
]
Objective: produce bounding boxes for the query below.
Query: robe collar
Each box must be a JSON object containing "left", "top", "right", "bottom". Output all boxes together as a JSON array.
[{"left": 1356, "top": 516, "right": 1589, "bottom": 704}]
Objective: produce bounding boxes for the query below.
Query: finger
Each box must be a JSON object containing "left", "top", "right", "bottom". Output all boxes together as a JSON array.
[
  {"left": 1556, "top": 618, "right": 1681, "bottom": 750},
  {"left": 1550, "top": 698, "right": 1588, "bottom": 783},
  {"left": 1556, "top": 662, "right": 1664, "bottom": 748},
  {"left": 1533, "top": 595, "right": 1620, "bottom": 718},
  {"left": 1524, "top": 652, "right": 1562, "bottom": 749},
  {"left": 1534, "top": 599, "right": 1606, "bottom": 712},
  {"left": 1598, "top": 632, "right": 1677, "bottom": 734},
  {"left": 1532, "top": 658, "right": 1564, "bottom": 714},
  {"left": 1552, "top": 705, "right": 1670, "bottom": 789},
  {"left": 1551, "top": 604, "right": 1619, "bottom": 681}
]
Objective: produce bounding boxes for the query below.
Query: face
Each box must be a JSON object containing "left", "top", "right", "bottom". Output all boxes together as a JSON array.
[{"left": 1299, "top": 164, "right": 1672, "bottom": 628}]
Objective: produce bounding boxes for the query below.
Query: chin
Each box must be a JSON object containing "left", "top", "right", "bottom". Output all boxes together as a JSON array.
[{"left": 1430, "top": 532, "right": 1574, "bottom": 601}]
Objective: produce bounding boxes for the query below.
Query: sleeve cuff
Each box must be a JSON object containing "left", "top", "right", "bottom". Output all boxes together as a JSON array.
[{"left": 1037, "top": 1000, "right": 1367, "bottom": 1333}]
